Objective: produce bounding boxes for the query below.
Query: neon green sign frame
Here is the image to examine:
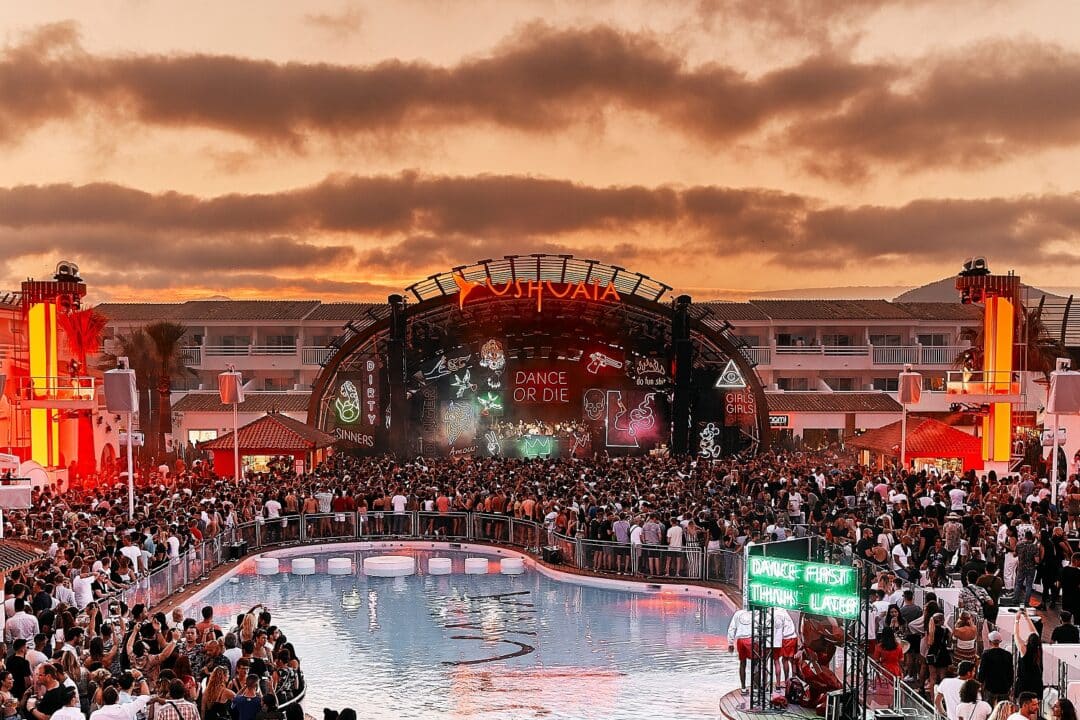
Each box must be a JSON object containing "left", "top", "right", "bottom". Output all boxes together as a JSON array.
[{"left": 746, "top": 556, "right": 861, "bottom": 619}]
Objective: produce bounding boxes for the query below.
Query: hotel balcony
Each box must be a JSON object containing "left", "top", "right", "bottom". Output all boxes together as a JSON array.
[
  {"left": 178, "top": 343, "right": 334, "bottom": 370},
  {"left": 744, "top": 343, "right": 969, "bottom": 371},
  {"left": 945, "top": 370, "right": 1023, "bottom": 403},
  {"left": 17, "top": 376, "right": 96, "bottom": 409}
]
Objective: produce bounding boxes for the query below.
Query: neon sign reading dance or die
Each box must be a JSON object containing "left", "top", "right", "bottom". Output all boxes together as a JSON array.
[
  {"left": 746, "top": 556, "right": 861, "bottom": 619},
  {"left": 453, "top": 274, "right": 621, "bottom": 313}
]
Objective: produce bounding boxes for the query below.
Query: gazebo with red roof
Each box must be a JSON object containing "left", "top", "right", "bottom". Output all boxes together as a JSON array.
[
  {"left": 200, "top": 412, "right": 337, "bottom": 477},
  {"left": 848, "top": 417, "right": 984, "bottom": 471}
]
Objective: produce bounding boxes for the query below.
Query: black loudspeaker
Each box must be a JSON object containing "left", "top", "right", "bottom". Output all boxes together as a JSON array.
[
  {"left": 103, "top": 369, "right": 137, "bottom": 413},
  {"left": 542, "top": 546, "right": 562, "bottom": 564},
  {"left": 229, "top": 541, "right": 248, "bottom": 560}
]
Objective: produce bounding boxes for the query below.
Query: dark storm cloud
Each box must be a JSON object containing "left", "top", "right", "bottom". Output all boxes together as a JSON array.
[
  {"left": 789, "top": 40, "right": 1080, "bottom": 178},
  {"left": 0, "top": 226, "right": 353, "bottom": 273},
  {"left": 3, "top": 175, "right": 1080, "bottom": 289},
  {"left": 0, "top": 21, "right": 883, "bottom": 148}
]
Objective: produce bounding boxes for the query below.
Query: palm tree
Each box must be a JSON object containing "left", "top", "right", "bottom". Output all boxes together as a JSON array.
[
  {"left": 953, "top": 302, "right": 1069, "bottom": 380},
  {"left": 145, "top": 321, "right": 191, "bottom": 457},
  {"left": 57, "top": 307, "right": 109, "bottom": 371},
  {"left": 57, "top": 307, "right": 109, "bottom": 474},
  {"left": 101, "top": 329, "right": 158, "bottom": 459}
]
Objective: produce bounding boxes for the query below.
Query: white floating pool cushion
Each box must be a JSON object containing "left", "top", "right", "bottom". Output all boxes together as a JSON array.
[
  {"left": 255, "top": 557, "right": 279, "bottom": 575},
  {"left": 327, "top": 558, "right": 353, "bottom": 575},
  {"left": 363, "top": 556, "right": 416, "bottom": 577},
  {"left": 291, "top": 558, "right": 316, "bottom": 575},
  {"left": 464, "top": 557, "right": 489, "bottom": 575},
  {"left": 500, "top": 558, "right": 525, "bottom": 575},
  {"left": 428, "top": 557, "right": 452, "bottom": 575}
]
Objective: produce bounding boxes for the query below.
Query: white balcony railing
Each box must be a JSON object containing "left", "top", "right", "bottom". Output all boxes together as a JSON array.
[
  {"left": 945, "top": 370, "right": 1022, "bottom": 396},
  {"left": 774, "top": 345, "right": 823, "bottom": 355},
  {"left": 181, "top": 346, "right": 201, "bottom": 366},
  {"left": 203, "top": 344, "right": 297, "bottom": 357},
  {"left": 920, "top": 345, "right": 967, "bottom": 365},
  {"left": 872, "top": 346, "right": 920, "bottom": 365},
  {"left": 822, "top": 345, "right": 869, "bottom": 356},
  {"left": 17, "top": 376, "right": 96, "bottom": 406},
  {"left": 301, "top": 346, "right": 335, "bottom": 366}
]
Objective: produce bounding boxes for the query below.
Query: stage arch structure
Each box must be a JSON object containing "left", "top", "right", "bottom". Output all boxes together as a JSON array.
[{"left": 308, "top": 255, "right": 769, "bottom": 459}]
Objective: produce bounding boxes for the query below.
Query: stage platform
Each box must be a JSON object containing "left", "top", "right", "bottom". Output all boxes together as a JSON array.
[
  {"left": 718, "top": 690, "right": 819, "bottom": 720},
  {"left": 718, "top": 680, "right": 896, "bottom": 720}
]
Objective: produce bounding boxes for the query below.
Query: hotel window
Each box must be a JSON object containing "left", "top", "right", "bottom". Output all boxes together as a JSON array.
[
  {"left": 917, "top": 334, "right": 948, "bottom": 346},
  {"left": 263, "top": 376, "right": 292, "bottom": 391},
  {"left": 739, "top": 335, "right": 760, "bottom": 347},
  {"left": 264, "top": 335, "right": 296, "bottom": 347},
  {"left": 923, "top": 375, "right": 946, "bottom": 392},
  {"left": 777, "top": 377, "right": 810, "bottom": 391},
  {"left": 217, "top": 335, "right": 251, "bottom": 347},
  {"left": 821, "top": 334, "right": 854, "bottom": 346},
  {"left": 824, "top": 377, "right": 856, "bottom": 391},
  {"left": 872, "top": 377, "right": 899, "bottom": 392},
  {"left": 869, "top": 334, "right": 902, "bottom": 346}
]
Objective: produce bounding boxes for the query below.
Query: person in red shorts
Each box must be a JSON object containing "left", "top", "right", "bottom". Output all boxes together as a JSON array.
[
  {"left": 728, "top": 608, "right": 754, "bottom": 694},
  {"left": 772, "top": 608, "right": 798, "bottom": 686}
]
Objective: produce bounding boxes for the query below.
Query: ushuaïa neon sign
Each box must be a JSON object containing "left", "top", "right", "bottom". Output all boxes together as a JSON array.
[
  {"left": 746, "top": 556, "right": 861, "bottom": 619},
  {"left": 453, "top": 274, "right": 621, "bottom": 313}
]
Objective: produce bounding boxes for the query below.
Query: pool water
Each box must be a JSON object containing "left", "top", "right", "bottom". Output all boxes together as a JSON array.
[{"left": 194, "top": 548, "right": 739, "bottom": 719}]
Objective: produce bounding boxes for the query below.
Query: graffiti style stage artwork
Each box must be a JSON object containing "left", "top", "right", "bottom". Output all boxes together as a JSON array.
[
  {"left": 440, "top": 590, "right": 537, "bottom": 666},
  {"left": 477, "top": 392, "right": 503, "bottom": 415},
  {"left": 586, "top": 351, "right": 623, "bottom": 374},
  {"left": 479, "top": 339, "right": 505, "bottom": 372},
  {"left": 583, "top": 389, "right": 606, "bottom": 421},
  {"left": 451, "top": 370, "right": 476, "bottom": 399},
  {"left": 698, "top": 422, "right": 723, "bottom": 459},
  {"left": 714, "top": 359, "right": 747, "bottom": 388},
  {"left": 334, "top": 381, "right": 361, "bottom": 424},
  {"left": 424, "top": 354, "right": 472, "bottom": 382},
  {"left": 605, "top": 391, "right": 658, "bottom": 448},
  {"left": 443, "top": 401, "right": 477, "bottom": 446}
]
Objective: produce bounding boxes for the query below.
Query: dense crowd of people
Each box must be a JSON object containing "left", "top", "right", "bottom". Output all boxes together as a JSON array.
[{"left": 0, "top": 445, "right": 1077, "bottom": 718}]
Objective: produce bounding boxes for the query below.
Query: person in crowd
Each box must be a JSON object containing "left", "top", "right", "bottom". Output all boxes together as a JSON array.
[
  {"left": 955, "top": 679, "right": 992, "bottom": 720},
  {"left": 978, "top": 631, "right": 1014, "bottom": 706},
  {"left": 1053, "top": 699, "right": 1079, "bottom": 720}
]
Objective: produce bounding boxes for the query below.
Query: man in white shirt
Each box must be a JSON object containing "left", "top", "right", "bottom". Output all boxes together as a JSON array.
[
  {"left": 90, "top": 684, "right": 151, "bottom": 720},
  {"left": 391, "top": 489, "right": 408, "bottom": 534},
  {"left": 948, "top": 486, "right": 967, "bottom": 511},
  {"left": 665, "top": 519, "right": 684, "bottom": 576},
  {"left": 72, "top": 566, "right": 95, "bottom": 609},
  {"left": 935, "top": 661, "right": 975, "bottom": 720},
  {"left": 727, "top": 608, "right": 754, "bottom": 694},
  {"left": 891, "top": 536, "right": 913, "bottom": 579},
  {"left": 4, "top": 599, "right": 39, "bottom": 643}
]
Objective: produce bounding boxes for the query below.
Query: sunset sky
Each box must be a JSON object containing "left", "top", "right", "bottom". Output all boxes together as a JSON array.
[{"left": 2, "top": 0, "right": 1080, "bottom": 302}]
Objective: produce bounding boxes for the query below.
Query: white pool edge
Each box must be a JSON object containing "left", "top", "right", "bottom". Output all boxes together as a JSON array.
[{"left": 178, "top": 541, "right": 737, "bottom": 614}]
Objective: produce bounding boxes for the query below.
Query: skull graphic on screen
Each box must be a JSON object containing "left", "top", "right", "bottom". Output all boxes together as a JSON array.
[{"left": 583, "top": 389, "right": 605, "bottom": 421}]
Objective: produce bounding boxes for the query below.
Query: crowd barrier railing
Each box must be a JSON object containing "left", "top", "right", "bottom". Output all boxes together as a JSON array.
[{"left": 94, "top": 512, "right": 756, "bottom": 627}]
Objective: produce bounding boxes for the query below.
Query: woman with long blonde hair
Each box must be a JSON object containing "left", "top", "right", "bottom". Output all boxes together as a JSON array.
[
  {"left": 202, "top": 666, "right": 235, "bottom": 720},
  {"left": 987, "top": 700, "right": 1016, "bottom": 720},
  {"left": 240, "top": 612, "right": 257, "bottom": 643}
]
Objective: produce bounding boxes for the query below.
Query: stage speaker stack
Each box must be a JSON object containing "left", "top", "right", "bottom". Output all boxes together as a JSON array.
[{"left": 103, "top": 367, "right": 137, "bottom": 412}]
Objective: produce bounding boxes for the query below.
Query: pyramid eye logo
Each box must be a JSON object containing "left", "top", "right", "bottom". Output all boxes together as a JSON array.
[
  {"left": 714, "top": 359, "right": 747, "bottom": 388},
  {"left": 335, "top": 381, "right": 361, "bottom": 423}
]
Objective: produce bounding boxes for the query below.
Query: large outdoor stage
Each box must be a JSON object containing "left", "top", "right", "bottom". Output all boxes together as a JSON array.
[{"left": 309, "top": 255, "right": 769, "bottom": 459}]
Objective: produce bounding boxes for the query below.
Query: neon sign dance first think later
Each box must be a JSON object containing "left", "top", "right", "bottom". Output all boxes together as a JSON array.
[
  {"left": 453, "top": 274, "right": 621, "bottom": 313},
  {"left": 746, "top": 557, "right": 861, "bottom": 619}
]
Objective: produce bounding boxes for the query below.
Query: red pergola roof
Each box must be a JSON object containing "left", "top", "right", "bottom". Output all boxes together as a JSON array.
[
  {"left": 848, "top": 417, "right": 981, "bottom": 460},
  {"left": 201, "top": 412, "right": 336, "bottom": 452}
]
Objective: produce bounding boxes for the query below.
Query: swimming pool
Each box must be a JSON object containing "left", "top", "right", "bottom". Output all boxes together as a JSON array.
[{"left": 190, "top": 545, "right": 739, "bottom": 719}]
